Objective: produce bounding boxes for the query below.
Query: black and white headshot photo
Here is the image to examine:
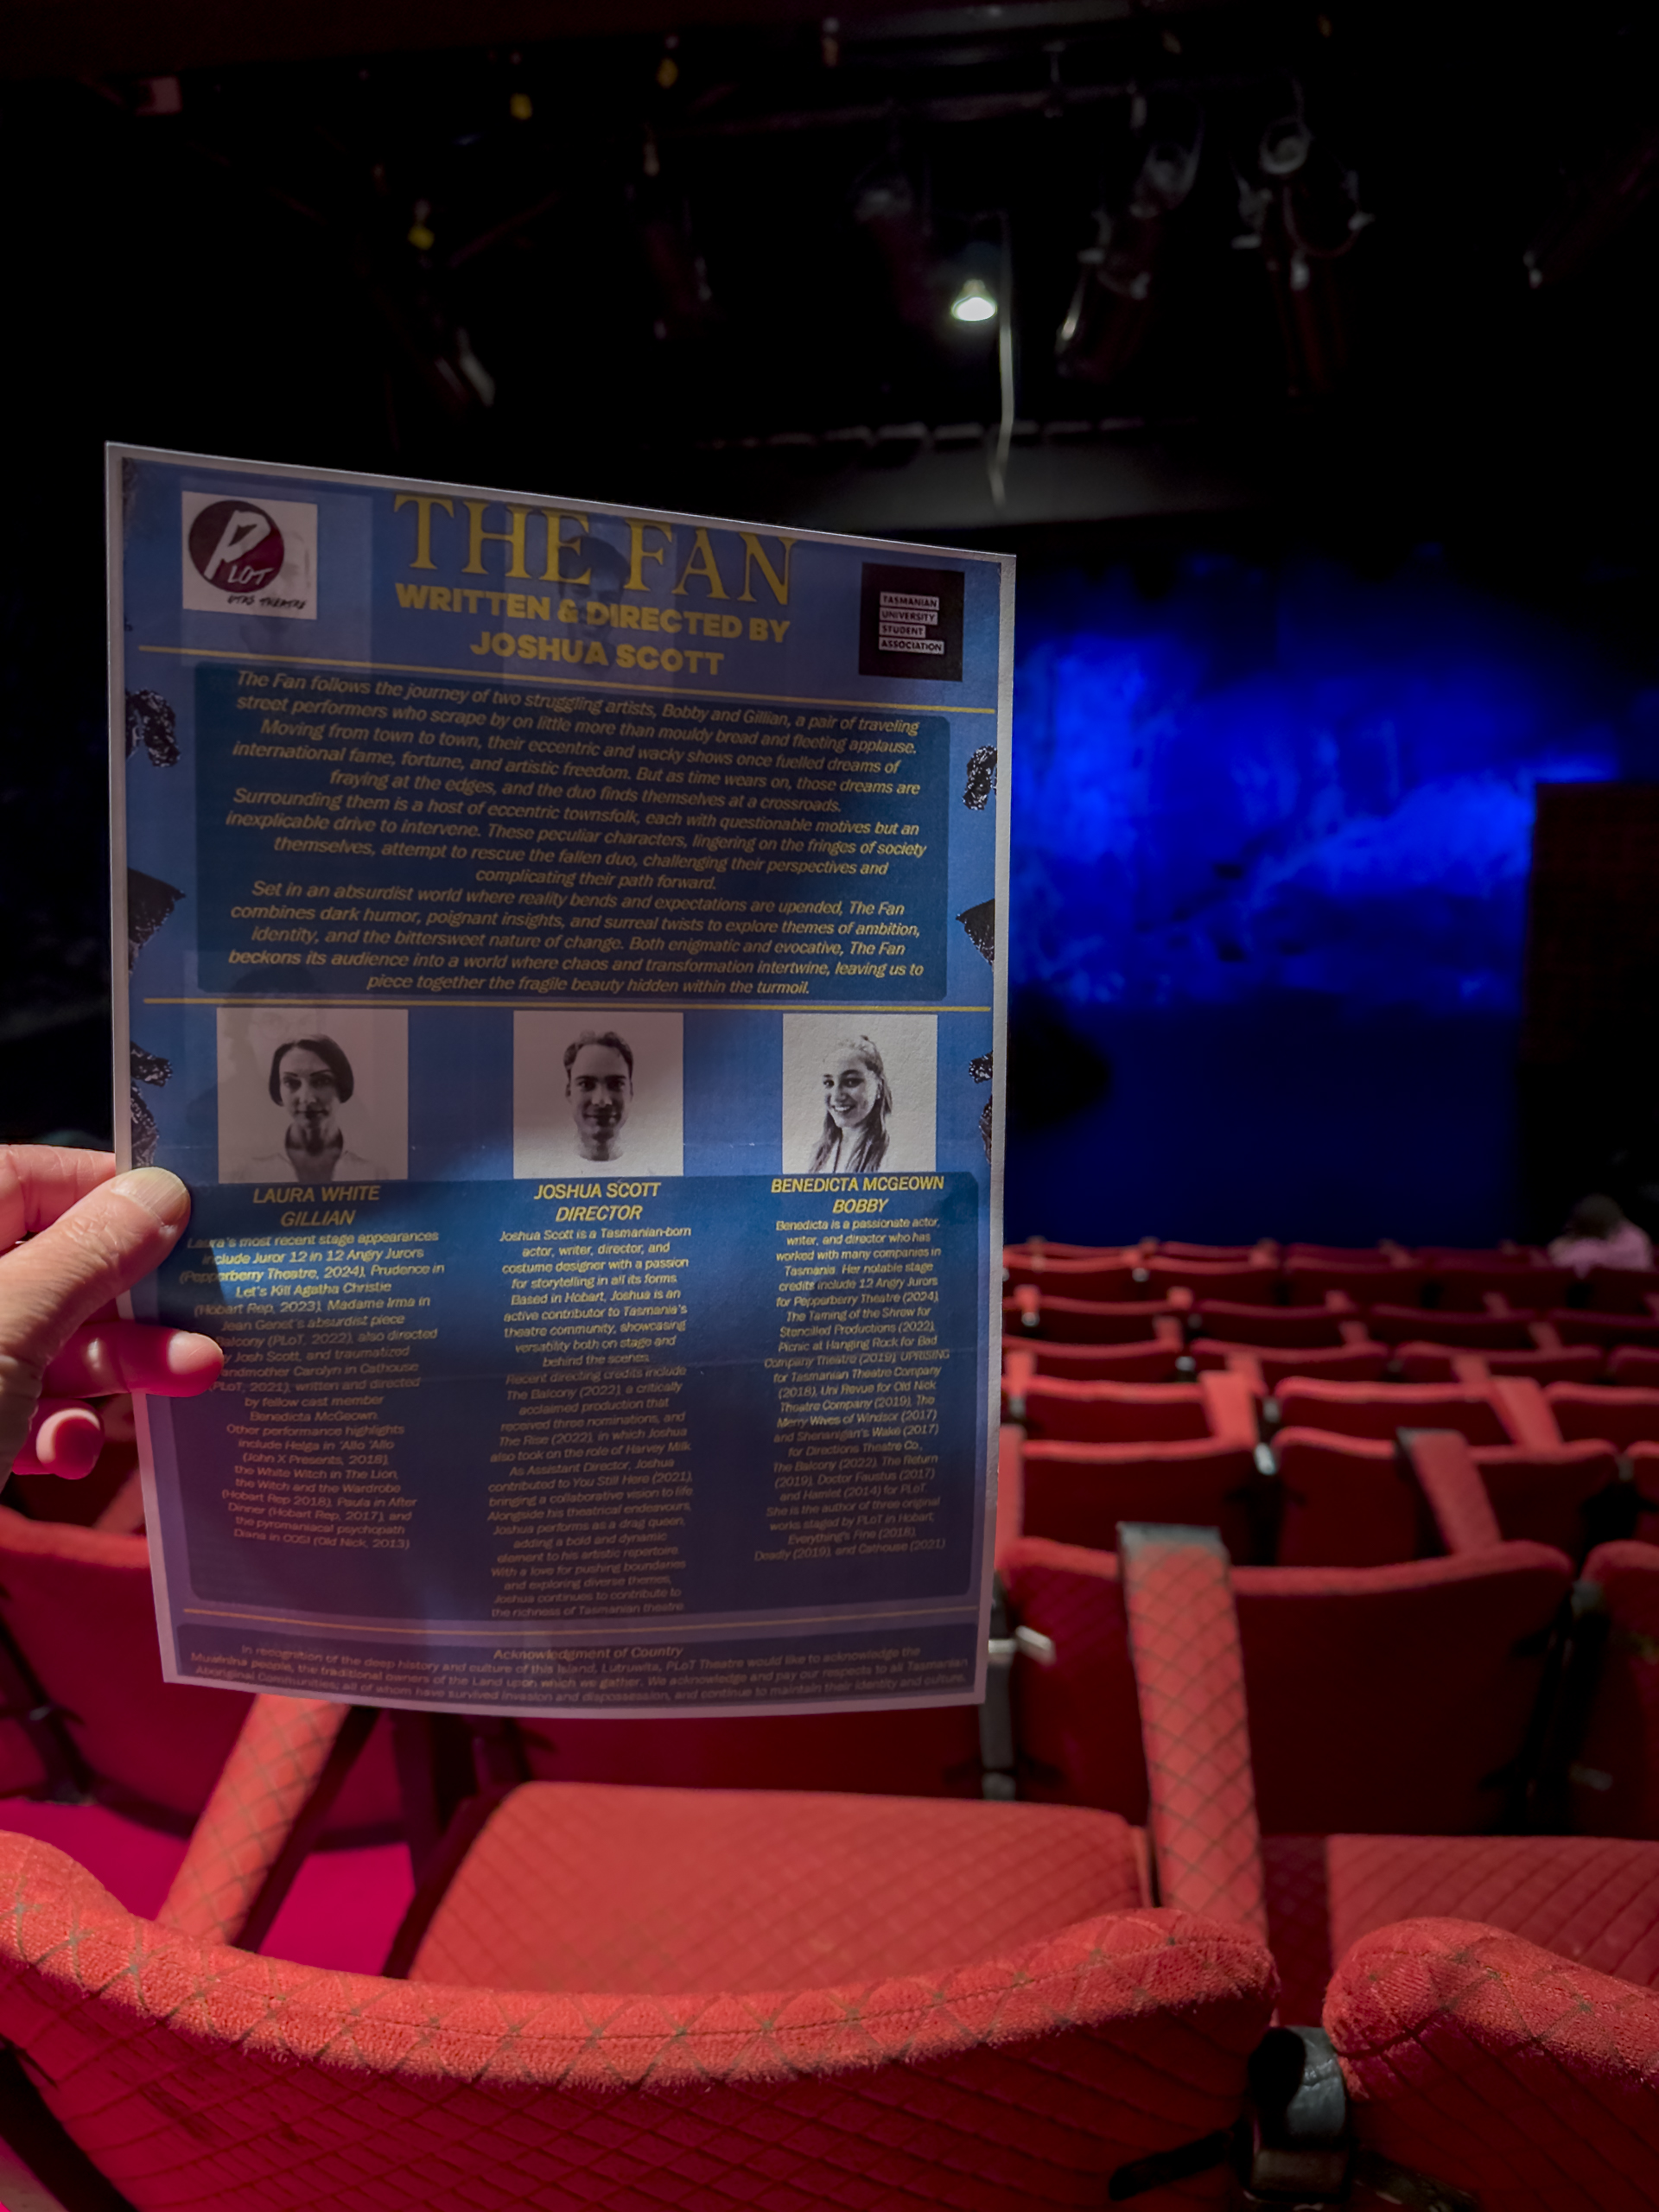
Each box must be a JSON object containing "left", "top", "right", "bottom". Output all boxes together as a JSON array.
[
  {"left": 513, "top": 1010, "right": 683, "bottom": 1179},
  {"left": 218, "top": 1009, "right": 408, "bottom": 1184},
  {"left": 782, "top": 1014, "right": 938, "bottom": 1175}
]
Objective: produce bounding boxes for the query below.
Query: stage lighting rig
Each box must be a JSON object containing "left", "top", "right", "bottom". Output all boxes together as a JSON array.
[
  {"left": 1233, "top": 88, "right": 1371, "bottom": 398},
  {"left": 1055, "top": 103, "right": 1204, "bottom": 388}
]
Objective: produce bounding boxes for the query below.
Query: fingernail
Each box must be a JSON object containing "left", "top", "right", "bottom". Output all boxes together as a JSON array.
[{"left": 111, "top": 1167, "right": 191, "bottom": 1227}]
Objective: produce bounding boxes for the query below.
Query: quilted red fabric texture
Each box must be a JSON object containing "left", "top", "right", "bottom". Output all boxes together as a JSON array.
[
  {"left": 158, "top": 1695, "right": 351, "bottom": 1945},
  {"left": 1325, "top": 1917, "right": 1659, "bottom": 2211},
  {"left": 411, "top": 1783, "right": 1147, "bottom": 1992},
  {"left": 1004, "top": 1536, "right": 1571, "bottom": 1833},
  {"left": 0, "top": 1510, "right": 403, "bottom": 1834},
  {"left": 1117, "top": 1529, "right": 1268, "bottom": 1943},
  {"left": 1264, "top": 1834, "right": 1659, "bottom": 2027},
  {"left": 0, "top": 1833, "right": 1275, "bottom": 2211}
]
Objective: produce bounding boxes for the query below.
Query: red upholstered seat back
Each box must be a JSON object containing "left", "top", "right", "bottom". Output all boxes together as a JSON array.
[
  {"left": 1003, "top": 1535, "right": 1573, "bottom": 1833},
  {"left": 1189, "top": 1300, "right": 1350, "bottom": 1349},
  {"left": 1366, "top": 1302, "right": 1536, "bottom": 1348},
  {"left": 517, "top": 1700, "right": 986, "bottom": 1797},
  {"left": 1273, "top": 1430, "right": 1427, "bottom": 1567},
  {"left": 1426, "top": 1260, "right": 1574, "bottom": 1311},
  {"left": 1575, "top": 1540, "right": 1659, "bottom": 1840},
  {"left": 1584, "top": 1264, "right": 1659, "bottom": 1313},
  {"left": 1324, "top": 1919, "right": 1659, "bottom": 2212},
  {"left": 0, "top": 1830, "right": 1275, "bottom": 2212},
  {"left": 1468, "top": 1441, "right": 1622, "bottom": 1559},
  {"left": 1545, "top": 1382, "right": 1659, "bottom": 1449},
  {"left": 1140, "top": 1256, "right": 1280, "bottom": 1302},
  {"left": 0, "top": 1509, "right": 400, "bottom": 1831},
  {"left": 1022, "top": 1378, "right": 1216, "bottom": 1444},
  {"left": 1286, "top": 1262, "right": 1428, "bottom": 1307},
  {"left": 1273, "top": 1380, "right": 1526, "bottom": 1446},
  {"left": 1001, "top": 1294, "right": 1180, "bottom": 1344},
  {"left": 1002, "top": 1254, "right": 1141, "bottom": 1300},
  {"left": 1611, "top": 1347, "right": 1659, "bottom": 1386},
  {"left": 1018, "top": 1439, "right": 1259, "bottom": 1560},
  {"left": 1395, "top": 1342, "right": 1605, "bottom": 1383}
]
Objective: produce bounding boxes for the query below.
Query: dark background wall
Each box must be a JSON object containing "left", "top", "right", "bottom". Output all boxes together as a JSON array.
[
  {"left": 1001, "top": 540, "right": 1659, "bottom": 1245},
  {"left": 4, "top": 0, "right": 1658, "bottom": 1249}
]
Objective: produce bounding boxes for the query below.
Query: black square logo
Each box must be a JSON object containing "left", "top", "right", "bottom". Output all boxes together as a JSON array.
[{"left": 858, "top": 563, "right": 965, "bottom": 683}]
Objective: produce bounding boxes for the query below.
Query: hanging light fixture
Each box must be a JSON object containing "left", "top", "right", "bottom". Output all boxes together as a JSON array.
[{"left": 950, "top": 276, "right": 997, "bottom": 322}]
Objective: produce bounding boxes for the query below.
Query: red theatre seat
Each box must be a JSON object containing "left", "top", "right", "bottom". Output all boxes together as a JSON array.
[
  {"left": 1545, "top": 1382, "right": 1659, "bottom": 1451},
  {"left": 1286, "top": 1259, "right": 1429, "bottom": 1308},
  {"left": 0, "top": 1694, "right": 1276, "bottom": 2211},
  {"left": 1000, "top": 1339, "right": 1183, "bottom": 1410},
  {"left": 1137, "top": 1255, "right": 1281, "bottom": 1303},
  {"left": 1582, "top": 1264, "right": 1659, "bottom": 1314},
  {"left": 1571, "top": 1538, "right": 1659, "bottom": 1840},
  {"left": 1365, "top": 1301, "right": 1538, "bottom": 1348},
  {"left": 1001, "top": 1252, "right": 1141, "bottom": 1300},
  {"left": 1423, "top": 1258, "right": 1575, "bottom": 1311},
  {"left": 1271, "top": 1427, "right": 1501, "bottom": 1568},
  {"left": 1001, "top": 1287, "right": 1185, "bottom": 1345},
  {"left": 1610, "top": 1346, "right": 1659, "bottom": 1387},
  {"left": 1273, "top": 1376, "right": 1560, "bottom": 1449},
  {"left": 1019, "top": 1369, "right": 1256, "bottom": 1447},
  {"left": 1108, "top": 1523, "right": 1659, "bottom": 2209},
  {"left": 1395, "top": 1341, "right": 1605, "bottom": 1384},
  {"left": 1192, "top": 1340, "right": 1391, "bottom": 1388},
  {"left": 1004, "top": 1533, "right": 1572, "bottom": 1834},
  {"left": 1188, "top": 1299, "right": 1357, "bottom": 1349},
  {"left": 1270, "top": 1427, "right": 1624, "bottom": 1563},
  {"left": 1011, "top": 1433, "right": 1261, "bottom": 1562}
]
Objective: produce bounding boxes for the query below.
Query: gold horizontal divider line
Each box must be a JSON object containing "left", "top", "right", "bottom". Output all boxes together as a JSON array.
[
  {"left": 143, "top": 997, "right": 993, "bottom": 1012},
  {"left": 176, "top": 1605, "right": 978, "bottom": 1638},
  {"left": 137, "top": 642, "right": 998, "bottom": 715}
]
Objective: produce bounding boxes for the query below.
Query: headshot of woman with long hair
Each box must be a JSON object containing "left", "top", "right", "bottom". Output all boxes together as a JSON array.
[{"left": 807, "top": 1034, "right": 892, "bottom": 1173}]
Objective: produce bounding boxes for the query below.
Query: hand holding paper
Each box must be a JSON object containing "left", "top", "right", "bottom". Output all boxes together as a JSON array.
[{"left": 0, "top": 1147, "right": 223, "bottom": 1482}]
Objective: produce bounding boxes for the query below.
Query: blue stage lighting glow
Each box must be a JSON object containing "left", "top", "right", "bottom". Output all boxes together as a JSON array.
[{"left": 1005, "top": 548, "right": 1659, "bottom": 1246}]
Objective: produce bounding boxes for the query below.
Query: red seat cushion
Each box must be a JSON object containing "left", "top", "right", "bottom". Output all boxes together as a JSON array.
[{"left": 410, "top": 1783, "right": 1147, "bottom": 1993}]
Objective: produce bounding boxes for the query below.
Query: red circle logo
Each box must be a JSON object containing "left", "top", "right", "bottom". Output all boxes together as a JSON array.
[{"left": 188, "top": 501, "right": 285, "bottom": 594}]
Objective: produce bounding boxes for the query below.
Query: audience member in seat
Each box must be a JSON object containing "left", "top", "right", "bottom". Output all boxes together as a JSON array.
[
  {"left": 1548, "top": 1192, "right": 1654, "bottom": 1277},
  {"left": 0, "top": 1146, "right": 222, "bottom": 1485}
]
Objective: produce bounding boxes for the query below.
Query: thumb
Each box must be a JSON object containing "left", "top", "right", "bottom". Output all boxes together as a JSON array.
[{"left": 0, "top": 1167, "right": 193, "bottom": 1376}]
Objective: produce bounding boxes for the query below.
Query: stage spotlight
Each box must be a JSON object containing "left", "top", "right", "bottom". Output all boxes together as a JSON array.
[
  {"left": 1236, "top": 89, "right": 1370, "bottom": 397},
  {"left": 1056, "top": 108, "right": 1202, "bottom": 386},
  {"left": 950, "top": 277, "right": 997, "bottom": 323}
]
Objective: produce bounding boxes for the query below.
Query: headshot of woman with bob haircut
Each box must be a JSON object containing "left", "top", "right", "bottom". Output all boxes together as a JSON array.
[
  {"left": 807, "top": 1033, "right": 893, "bottom": 1175},
  {"left": 226, "top": 1033, "right": 392, "bottom": 1184}
]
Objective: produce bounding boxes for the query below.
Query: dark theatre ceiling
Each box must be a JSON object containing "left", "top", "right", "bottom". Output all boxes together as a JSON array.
[
  {"left": 2, "top": 0, "right": 1656, "bottom": 1135},
  {"left": 4, "top": 0, "right": 1657, "bottom": 539}
]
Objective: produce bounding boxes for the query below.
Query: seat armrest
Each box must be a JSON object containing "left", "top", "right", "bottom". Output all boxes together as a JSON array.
[{"left": 1401, "top": 1430, "right": 1504, "bottom": 1555}]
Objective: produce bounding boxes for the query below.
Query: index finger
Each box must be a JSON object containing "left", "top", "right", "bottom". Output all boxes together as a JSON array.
[{"left": 0, "top": 1146, "right": 118, "bottom": 1251}]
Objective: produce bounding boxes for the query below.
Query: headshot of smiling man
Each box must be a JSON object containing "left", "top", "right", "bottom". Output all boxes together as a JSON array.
[
  {"left": 513, "top": 1010, "right": 684, "bottom": 1179},
  {"left": 565, "top": 1030, "right": 633, "bottom": 1162}
]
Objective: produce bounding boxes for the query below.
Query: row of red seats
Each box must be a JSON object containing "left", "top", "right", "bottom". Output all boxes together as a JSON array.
[
  {"left": 1005, "top": 1287, "right": 1659, "bottom": 1385},
  {"left": 1005, "top": 1235, "right": 1659, "bottom": 1324},
  {"left": 998, "top": 1369, "right": 1659, "bottom": 1567},
  {"left": 3, "top": 1510, "right": 1654, "bottom": 2209}
]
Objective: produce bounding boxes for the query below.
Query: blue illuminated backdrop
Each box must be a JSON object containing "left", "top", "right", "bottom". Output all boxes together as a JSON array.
[{"left": 1004, "top": 547, "right": 1659, "bottom": 1247}]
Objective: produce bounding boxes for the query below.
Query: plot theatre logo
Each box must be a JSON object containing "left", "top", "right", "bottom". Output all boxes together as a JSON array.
[
  {"left": 181, "top": 491, "right": 319, "bottom": 620},
  {"left": 858, "top": 562, "right": 964, "bottom": 683}
]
